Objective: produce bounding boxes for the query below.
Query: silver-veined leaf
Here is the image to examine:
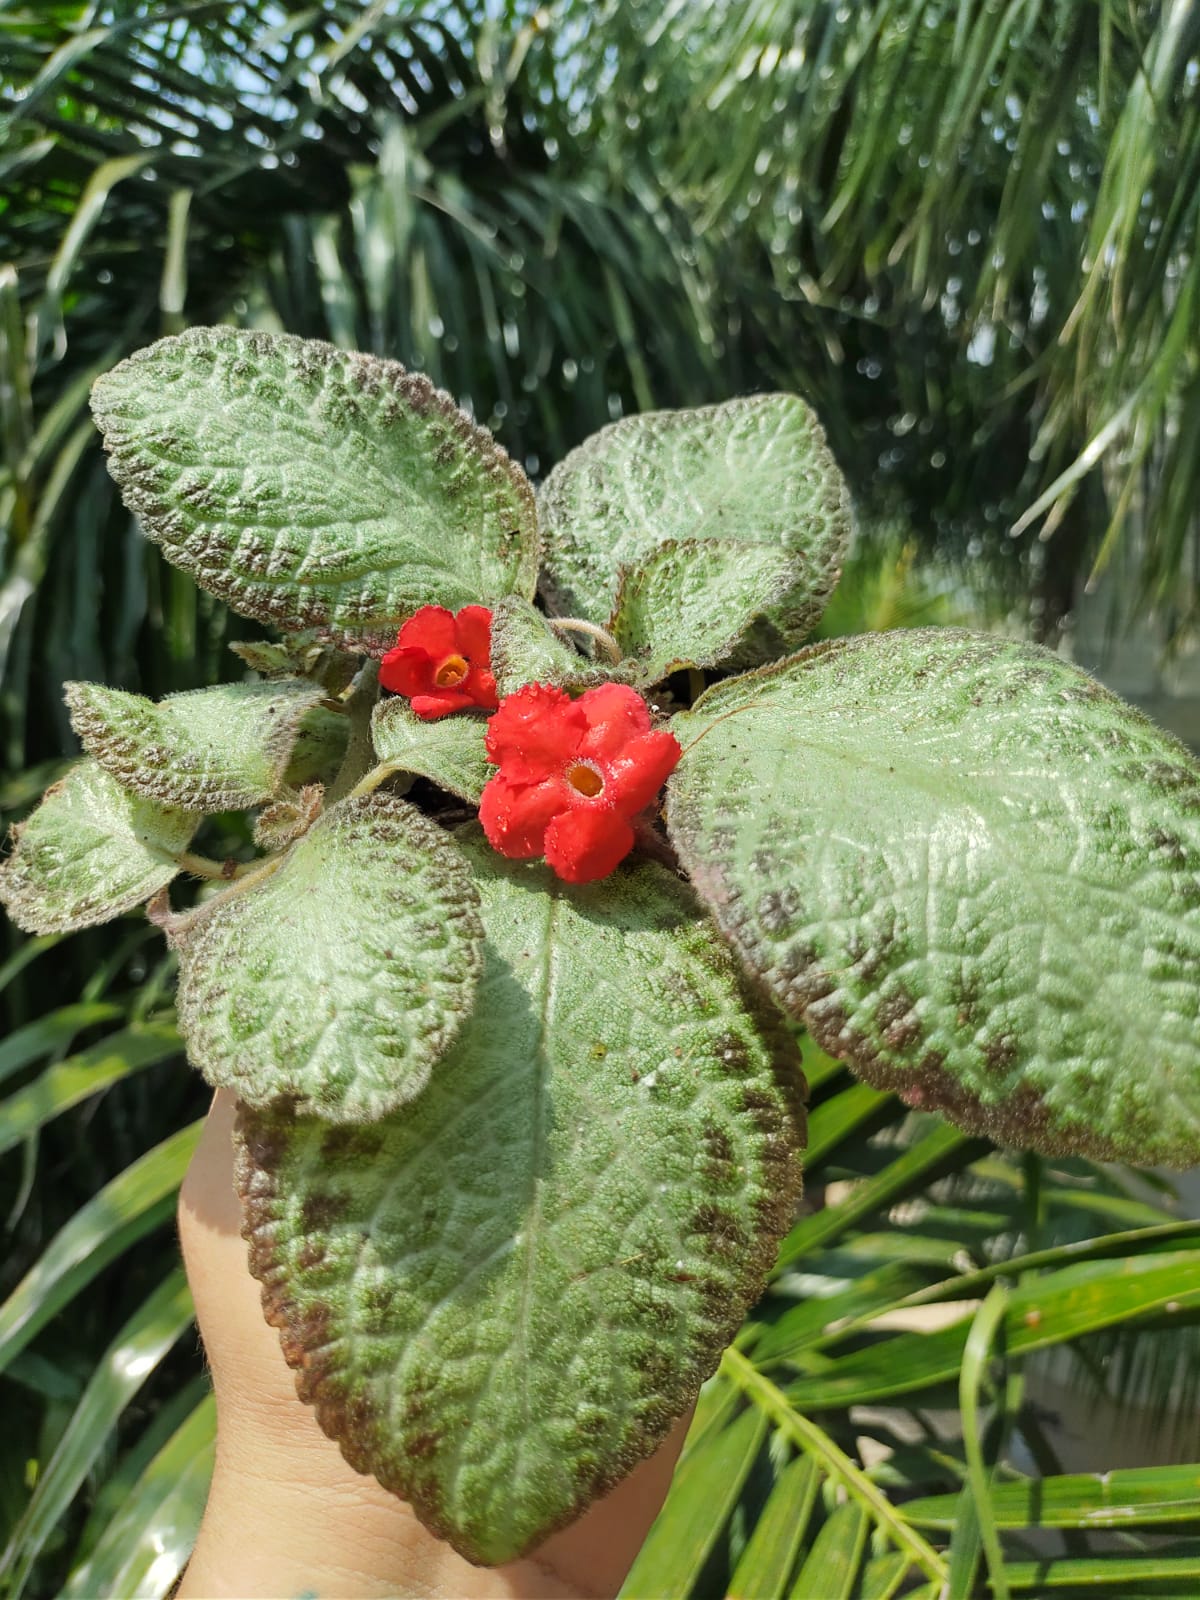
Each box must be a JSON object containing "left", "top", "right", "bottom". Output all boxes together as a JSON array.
[
  {"left": 669, "top": 629, "right": 1200, "bottom": 1164},
  {"left": 65, "top": 677, "right": 326, "bottom": 810},
  {"left": 237, "top": 835, "right": 802, "bottom": 1564},
  {"left": 540, "top": 395, "right": 850, "bottom": 670},
  {"left": 91, "top": 328, "right": 539, "bottom": 646},
  {"left": 0, "top": 761, "right": 198, "bottom": 934},
  {"left": 167, "top": 793, "right": 482, "bottom": 1121}
]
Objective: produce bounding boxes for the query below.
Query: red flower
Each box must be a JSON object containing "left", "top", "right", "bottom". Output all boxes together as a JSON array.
[
  {"left": 480, "top": 682, "right": 682, "bottom": 883},
  {"left": 379, "top": 605, "right": 498, "bottom": 720}
]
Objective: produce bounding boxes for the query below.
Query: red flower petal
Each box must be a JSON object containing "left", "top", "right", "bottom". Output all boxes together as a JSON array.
[
  {"left": 410, "top": 689, "right": 472, "bottom": 720},
  {"left": 543, "top": 806, "right": 635, "bottom": 883},
  {"left": 479, "top": 774, "right": 564, "bottom": 859},
  {"left": 465, "top": 663, "right": 499, "bottom": 711},
  {"left": 603, "top": 729, "right": 683, "bottom": 815},
  {"left": 398, "top": 604, "right": 458, "bottom": 658},
  {"left": 485, "top": 683, "right": 585, "bottom": 782},
  {"left": 576, "top": 683, "right": 653, "bottom": 763},
  {"left": 379, "top": 644, "right": 433, "bottom": 698},
  {"left": 455, "top": 605, "right": 493, "bottom": 663}
]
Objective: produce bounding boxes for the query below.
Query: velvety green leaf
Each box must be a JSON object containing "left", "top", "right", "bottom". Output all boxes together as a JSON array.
[
  {"left": 668, "top": 628, "right": 1200, "bottom": 1164},
  {"left": 0, "top": 1022, "right": 183, "bottom": 1160},
  {"left": 0, "top": 1119, "right": 201, "bottom": 1374},
  {"left": 610, "top": 537, "right": 798, "bottom": 681},
  {"left": 0, "top": 760, "right": 198, "bottom": 933},
  {"left": 65, "top": 677, "right": 326, "bottom": 810},
  {"left": 371, "top": 696, "right": 491, "bottom": 803},
  {"left": 727, "top": 1453, "right": 819, "bottom": 1598},
  {"left": 62, "top": 1391, "right": 215, "bottom": 1600},
  {"left": 91, "top": 328, "right": 539, "bottom": 646},
  {"left": 540, "top": 395, "right": 850, "bottom": 665},
  {"left": 620, "top": 1406, "right": 767, "bottom": 1599},
  {"left": 168, "top": 793, "right": 482, "bottom": 1121},
  {"left": 237, "top": 836, "right": 803, "bottom": 1564},
  {"left": 0, "top": 1269, "right": 194, "bottom": 1599},
  {"left": 489, "top": 595, "right": 610, "bottom": 696},
  {"left": 282, "top": 703, "right": 350, "bottom": 787},
  {"left": 230, "top": 633, "right": 359, "bottom": 693},
  {"left": 252, "top": 785, "right": 325, "bottom": 852}
]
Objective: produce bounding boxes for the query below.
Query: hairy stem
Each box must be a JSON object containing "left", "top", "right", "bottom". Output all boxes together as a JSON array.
[
  {"left": 549, "top": 616, "right": 623, "bottom": 663},
  {"left": 326, "top": 658, "right": 380, "bottom": 804},
  {"left": 175, "top": 851, "right": 258, "bottom": 881}
]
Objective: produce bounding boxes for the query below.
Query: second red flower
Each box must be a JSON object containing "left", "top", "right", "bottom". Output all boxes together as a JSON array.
[{"left": 480, "top": 682, "right": 682, "bottom": 883}]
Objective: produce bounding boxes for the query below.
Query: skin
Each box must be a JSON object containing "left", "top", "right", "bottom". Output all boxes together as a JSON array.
[{"left": 177, "top": 1090, "right": 688, "bottom": 1599}]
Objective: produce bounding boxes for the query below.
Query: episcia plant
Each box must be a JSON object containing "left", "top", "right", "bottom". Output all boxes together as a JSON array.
[{"left": 3, "top": 327, "right": 1200, "bottom": 1566}]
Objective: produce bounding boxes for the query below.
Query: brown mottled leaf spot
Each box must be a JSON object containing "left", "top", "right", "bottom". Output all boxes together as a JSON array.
[
  {"left": 235, "top": 836, "right": 804, "bottom": 1565},
  {"left": 91, "top": 328, "right": 539, "bottom": 647},
  {"left": 668, "top": 628, "right": 1200, "bottom": 1165}
]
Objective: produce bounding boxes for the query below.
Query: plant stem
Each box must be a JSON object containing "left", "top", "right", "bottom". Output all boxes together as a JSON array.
[
  {"left": 326, "top": 658, "right": 380, "bottom": 804},
  {"left": 175, "top": 851, "right": 258, "bottom": 880},
  {"left": 348, "top": 761, "right": 407, "bottom": 801},
  {"left": 720, "top": 1346, "right": 949, "bottom": 1587},
  {"left": 548, "top": 616, "right": 623, "bottom": 663}
]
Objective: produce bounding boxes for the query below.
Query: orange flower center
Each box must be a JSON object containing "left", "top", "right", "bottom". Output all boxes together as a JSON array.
[
  {"left": 566, "top": 762, "right": 604, "bottom": 798},
  {"left": 435, "top": 653, "right": 470, "bottom": 688}
]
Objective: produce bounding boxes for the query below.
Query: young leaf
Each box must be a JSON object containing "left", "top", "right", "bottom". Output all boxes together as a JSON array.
[
  {"left": 230, "top": 634, "right": 359, "bottom": 693},
  {"left": 237, "top": 836, "right": 803, "bottom": 1565},
  {"left": 65, "top": 678, "right": 326, "bottom": 811},
  {"left": 283, "top": 703, "right": 349, "bottom": 787},
  {"left": 371, "top": 697, "right": 491, "bottom": 803},
  {"left": 610, "top": 537, "right": 798, "bottom": 682},
  {"left": 489, "top": 595, "right": 611, "bottom": 696},
  {"left": 0, "top": 761, "right": 197, "bottom": 934},
  {"left": 667, "top": 628, "right": 1200, "bottom": 1165},
  {"left": 90, "top": 328, "right": 539, "bottom": 646},
  {"left": 166, "top": 792, "right": 482, "bottom": 1122},
  {"left": 539, "top": 396, "right": 850, "bottom": 666}
]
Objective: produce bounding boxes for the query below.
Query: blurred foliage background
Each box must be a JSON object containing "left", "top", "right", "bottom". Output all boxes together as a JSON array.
[{"left": 2, "top": 2, "right": 1200, "bottom": 1595}]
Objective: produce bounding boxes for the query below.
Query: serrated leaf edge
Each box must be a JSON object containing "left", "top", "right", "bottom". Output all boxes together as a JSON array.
[
  {"left": 90, "top": 327, "right": 540, "bottom": 647},
  {"left": 64, "top": 678, "right": 326, "bottom": 811}
]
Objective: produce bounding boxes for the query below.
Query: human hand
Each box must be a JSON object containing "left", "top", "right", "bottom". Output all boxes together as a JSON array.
[{"left": 177, "top": 1089, "right": 688, "bottom": 1599}]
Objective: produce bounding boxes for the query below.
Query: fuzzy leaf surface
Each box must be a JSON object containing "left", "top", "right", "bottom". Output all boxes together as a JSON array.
[
  {"left": 91, "top": 328, "right": 539, "bottom": 646},
  {"left": 169, "top": 793, "right": 482, "bottom": 1121},
  {"left": 237, "top": 835, "right": 802, "bottom": 1564},
  {"left": 539, "top": 395, "right": 850, "bottom": 665},
  {"left": 0, "top": 761, "right": 197, "bottom": 934},
  {"left": 282, "top": 704, "right": 348, "bottom": 787},
  {"left": 611, "top": 537, "right": 797, "bottom": 681},
  {"left": 65, "top": 678, "right": 325, "bottom": 811},
  {"left": 667, "top": 628, "right": 1200, "bottom": 1165},
  {"left": 371, "top": 698, "right": 490, "bottom": 803},
  {"left": 230, "top": 634, "right": 358, "bottom": 692},
  {"left": 489, "top": 595, "right": 609, "bottom": 696}
]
